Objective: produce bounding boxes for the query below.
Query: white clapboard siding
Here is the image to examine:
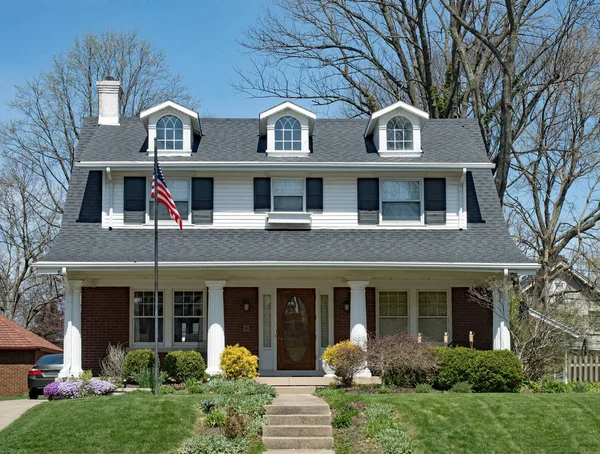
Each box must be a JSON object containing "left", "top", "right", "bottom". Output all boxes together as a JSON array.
[
  {"left": 311, "top": 176, "right": 358, "bottom": 228},
  {"left": 445, "top": 177, "right": 460, "bottom": 229},
  {"left": 213, "top": 175, "right": 265, "bottom": 228}
]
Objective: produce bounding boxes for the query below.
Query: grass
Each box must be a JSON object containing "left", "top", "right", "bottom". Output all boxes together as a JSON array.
[
  {"left": 319, "top": 390, "right": 600, "bottom": 454},
  {"left": 0, "top": 395, "right": 27, "bottom": 401},
  {"left": 0, "top": 393, "right": 201, "bottom": 453}
]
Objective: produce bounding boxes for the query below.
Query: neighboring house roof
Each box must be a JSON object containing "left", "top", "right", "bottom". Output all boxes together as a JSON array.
[
  {"left": 38, "top": 164, "right": 534, "bottom": 269},
  {"left": 75, "top": 116, "right": 492, "bottom": 164},
  {"left": 521, "top": 264, "right": 599, "bottom": 293},
  {"left": 0, "top": 314, "right": 62, "bottom": 353},
  {"left": 527, "top": 308, "right": 583, "bottom": 339}
]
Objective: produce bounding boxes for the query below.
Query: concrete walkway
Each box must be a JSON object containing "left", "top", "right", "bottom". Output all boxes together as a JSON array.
[
  {"left": 0, "top": 399, "right": 45, "bottom": 431},
  {"left": 263, "top": 387, "right": 334, "bottom": 453}
]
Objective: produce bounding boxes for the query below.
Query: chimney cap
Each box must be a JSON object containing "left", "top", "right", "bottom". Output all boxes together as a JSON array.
[{"left": 104, "top": 76, "right": 115, "bottom": 81}]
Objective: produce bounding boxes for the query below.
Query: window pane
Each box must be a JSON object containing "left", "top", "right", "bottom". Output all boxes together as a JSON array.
[
  {"left": 263, "top": 295, "right": 272, "bottom": 348},
  {"left": 174, "top": 318, "right": 201, "bottom": 343},
  {"left": 419, "top": 318, "right": 447, "bottom": 343},
  {"left": 293, "top": 129, "right": 301, "bottom": 140},
  {"left": 382, "top": 181, "right": 420, "bottom": 201},
  {"left": 380, "top": 318, "right": 408, "bottom": 336},
  {"left": 274, "top": 196, "right": 303, "bottom": 211},
  {"left": 275, "top": 141, "right": 283, "bottom": 151},
  {"left": 275, "top": 130, "right": 283, "bottom": 141},
  {"left": 134, "top": 318, "right": 163, "bottom": 343},
  {"left": 320, "top": 295, "right": 329, "bottom": 348},
  {"left": 382, "top": 202, "right": 420, "bottom": 220},
  {"left": 175, "top": 129, "right": 183, "bottom": 140},
  {"left": 274, "top": 180, "right": 303, "bottom": 196}
]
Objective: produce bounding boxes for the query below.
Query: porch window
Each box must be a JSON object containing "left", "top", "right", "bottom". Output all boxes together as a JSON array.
[
  {"left": 381, "top": 180, "right": 421, "bottom": 221},
  {"left": 418, "top": 291, "right": 448, "bottom": 343},
  {"left": 378, "top": 291, "right": 408, "bottom": 336},
  {"left": 174, "top": 291, "right": 203, "bottom": 343},
  {"left": 273, "top": 179, "right": 304, "bottom": 211},
  {"left": 149, "top": 179, "right": 190, "bottom": 222},
  {"left": 133, "top": 291, "right": 163, "bottom": 343}
]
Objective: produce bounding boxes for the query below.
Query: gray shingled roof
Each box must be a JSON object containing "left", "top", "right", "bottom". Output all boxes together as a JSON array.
[
  {"left": 77, "top": 117, "right": 490, "bottom": 163},
  {"left": 41, "top": 163, "right": 533, "bottom": 265}
]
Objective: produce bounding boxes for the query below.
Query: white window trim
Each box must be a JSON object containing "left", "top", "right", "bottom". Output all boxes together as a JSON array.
[
  {"left": 266, "top": 113, "right": 311, "bottom": 158},
  {"left": 147, "top": 110, "right": 193, "bottom": 156},
  {"left": 417, "top": 289, "right": 451, "bottom": 345},
  {"left": 376, "top": 290, "right": 410, "bottom": 336},
  {"left": 380, "top": 178, "right": 424, "bottom": 225},
  {"left": 131, "top": 289, "right": 165, "bottom": 348},
  {"left": 172, "top": 290, "right": 206, "bottom": 347},
  {"left": 386, "top": 116, "right": 414, "bottom": 152},
  {"left": 145, "top": 177, "right": 192, "bottom": 226}
]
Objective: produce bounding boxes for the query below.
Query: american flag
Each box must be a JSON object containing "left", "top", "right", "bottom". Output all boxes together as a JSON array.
[{"left": 151, "top": 165, "right": 183, "bottom": 230}]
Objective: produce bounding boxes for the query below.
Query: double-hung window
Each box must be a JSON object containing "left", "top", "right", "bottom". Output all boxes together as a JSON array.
[
  {"left": 418, "top": 291, "right": 448, "bottom": 342},
  {"left": 133, "top": 291, "right": 163, "bottom": 343},
  {"left": 149, "top": 179, "right": 190, "bottom": 222},
  {"left": 378, "top": 291, "right": 409, "bottom": 336},
  {"left": 273, "top": 179, "right": 304, "bottom": 212},
  {"left": 174, "top": 291, "right": 203, "bottom": 343},
  {"left": 381, "top": 180, "right": 422, "bottom": 222}
]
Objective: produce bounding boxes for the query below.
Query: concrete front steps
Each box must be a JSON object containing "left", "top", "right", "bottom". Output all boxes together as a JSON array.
[{"left": 263, "top": 392, "right": 334, "bottom": 452}]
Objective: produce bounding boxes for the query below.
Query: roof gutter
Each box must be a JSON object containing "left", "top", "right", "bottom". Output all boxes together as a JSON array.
[
  {"left": 34, "top": 260, "right": 539, "bottom": 274},
  {"left": 76, "top": 161, "right": 495, "bottom": 171}
]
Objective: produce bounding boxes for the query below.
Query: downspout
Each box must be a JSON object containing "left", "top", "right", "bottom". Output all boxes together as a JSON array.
[{"left": 459, "top": 168, "right": 467, "bottom": 229}]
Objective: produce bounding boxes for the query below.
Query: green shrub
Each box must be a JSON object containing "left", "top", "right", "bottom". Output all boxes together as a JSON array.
[
  {"left": 205, "top": 408, "right": 227, "bottom": 428},
  {"left": 220, "top": 345, "right": 259, "bottom": 380},
  {"left": 178, "top": 435, "right": 248, "bottom": 454},
  {"left": 375, "top": 428, "right": 413, "bottom": 454},
  {"left": 321, "top": 340, "right": 366, "bottom": 387},
  {"left": 203, "top": 378, "right": 276, "bottom": 397},
  {"left": 206, "top": 394, "right": 274, "bottom": 418},
  {"left": 158, "top": 384, "right": 176, "bottom": 394},
  {"left": 124, "top": 349, "right": 154, "bottom": 379},
  {"left": 541, "top": 380, "right": 569, "bottom": 393},
  {"left": 246, "top": 415, "right": 268, "bottom": 437},
  {"left": 571, "top": 381, "right": 591, "bottom": 393},
  {"left": 414, "top": 383, "right": 434, "bottom": 393},
  {"left": 450, "top": 381, "right": 472, "bottom": 393},
  {"left": 132, "top": 367, "right": 167, "bottom": 389},
  {"left": 469, "top": 350, "right": 523, "bottom": 393},
  {"left": 432, "top": 347, "right": 477, "bottom": 390},
  {"left": 332, "top": 411, "right": 353, "bottom": 428},
  {"left": 165, "top": 350, "right": 207, "bottom": 382},
  {"left": 185, "top": 378, "right": 205, "bottom": 394},
  {"left": 377, "top": 386, "right": 392, "bottom": 394},
  {"left": 363, "top": 403, "right": 398, "bottom": 439}
]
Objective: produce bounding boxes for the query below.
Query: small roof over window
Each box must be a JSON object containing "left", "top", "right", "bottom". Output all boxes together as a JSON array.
[
  {"left": 259, "top": 101, "right": 316, "bottom": 136},
  {"left": 140, "top": 100, "right": 201, "bottom": 135},
  {"left": 364, "top": 100, "right": 428, "bottom": 137}
]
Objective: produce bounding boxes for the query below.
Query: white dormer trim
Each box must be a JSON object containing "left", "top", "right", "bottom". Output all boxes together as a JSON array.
[
  {"left": 141, "top": 101, "right": 201, "bottom": 157},
  {"left": 365, "top": 101, "right": 429, "bottom": 157},
  {"left": 259, "top": 102, "right": 316, "bottom": 158}
]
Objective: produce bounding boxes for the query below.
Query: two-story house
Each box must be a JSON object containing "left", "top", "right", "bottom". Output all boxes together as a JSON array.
[{"left": 35, "top": 79, "right": 536, "bottom": 378}]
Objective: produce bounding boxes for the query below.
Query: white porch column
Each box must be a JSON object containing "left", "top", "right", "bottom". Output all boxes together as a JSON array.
[
  {"left": 348, "top": 280, "right": 371, "bottom": 377},
  {"left": 59, "top": 280, "right": 83, "bottom": 378},
  {"left": 206, "top": 280, "right": 227, "bottom": 375},
  {"left": 493, "top": 289, "right": 511, "bottom": 350}
]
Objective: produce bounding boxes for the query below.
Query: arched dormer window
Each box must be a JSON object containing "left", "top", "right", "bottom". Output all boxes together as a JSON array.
[
  {"left": 386, "top": 116, "right": 413, "bottom": 151},
  {"left": 274, "top": 116, "right": 301, "bottom": 151},
  {"left": 156, "top": 115, "right": 183, "bottom": 150}
]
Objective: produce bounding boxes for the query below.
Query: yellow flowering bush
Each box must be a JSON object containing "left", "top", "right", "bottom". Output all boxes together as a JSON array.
[
  {"left": 321, "top": 340, "right": 365, "bottom": 386},
  {"left": 219, "top": 344, "right": 259, "bottom": 379}
]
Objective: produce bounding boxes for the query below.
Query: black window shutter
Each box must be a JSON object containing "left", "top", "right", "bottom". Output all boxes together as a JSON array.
[
  {"left": 123, "top": 176, "right": 146, "bottom": 224},
  {"left": 357, "top": 178, "right": 379, "bottom": 211},
  {"left": 77, "top": 170, "right": 103, "bottom": 223},
  {"left": 306, "top": 178, "right": 323, "bottom": 211},
  {"left": 254, "top": 178, "right": 271, "bottom": 211},
  {"left": 424, "top": 178, "right": 446, "bottom": 211},
  {"left": 192, "top": 178, "right": 214, "bottom": 210}
]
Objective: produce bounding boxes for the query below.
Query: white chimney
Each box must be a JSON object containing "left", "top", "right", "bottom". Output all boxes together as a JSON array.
[{"left": 96, "top": 78, "right": 122, "bottom": 125}]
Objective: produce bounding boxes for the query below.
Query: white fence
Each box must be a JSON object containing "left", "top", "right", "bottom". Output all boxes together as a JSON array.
[{"left": 565, "top": 354, "right": 600, "bottom": 382}]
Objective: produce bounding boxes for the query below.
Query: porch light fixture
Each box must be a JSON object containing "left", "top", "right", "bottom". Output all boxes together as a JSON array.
[
  {"left": 344, "top": 299, "right": 350, "bottom": 312},
  {"left": 243, "top": 299, "right": 250, "bottom": 312}
]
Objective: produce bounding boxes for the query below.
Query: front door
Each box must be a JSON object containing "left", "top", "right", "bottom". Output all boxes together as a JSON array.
[{"left": 277, "top": 288, "right": 316, "bottom": 370}]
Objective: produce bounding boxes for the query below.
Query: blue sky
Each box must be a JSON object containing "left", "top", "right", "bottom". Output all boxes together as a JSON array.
[{"left": 0, "top": 0, "right": 314, "bottom": 121}]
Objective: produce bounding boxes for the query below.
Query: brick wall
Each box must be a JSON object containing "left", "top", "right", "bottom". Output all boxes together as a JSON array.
[
  {"left": 333, "top": 287, "right": 376, "bottom": 343},
  {"left": 81, "top": 287, "right": 130, "bottom": 375},
  {"left": 452, "top": 287, "right": 493, "bottom": 350},
  {"left": 0, "top": 350, "right": 36, "bottom": 397},
  {"left": 223, "top": 288, "right": 259, "bottom": 356}
]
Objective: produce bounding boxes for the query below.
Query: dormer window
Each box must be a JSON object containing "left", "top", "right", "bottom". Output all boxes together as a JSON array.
[
  {"left": 387, "top": 116, "right": 413, "bottom": 151},
  {"left": 156, "top": 115, "right": 184, "bottom": 150},
  {"left": 275, "top": 116, "right": 302, "bottom": 151},
  {"left": 259, "top": 101, "right": 316, "bottom": 157}
]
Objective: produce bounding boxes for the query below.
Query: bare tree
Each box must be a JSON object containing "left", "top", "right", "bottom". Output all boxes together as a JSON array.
[
  {"left": 237, "top": 0, "right": 597, "bottom": 202},
  {"left": 468, "top": 279, "right": 588, "bottom": 381},
  {"left": 0, "top": 29, "right": 197, "bottom": 215}
]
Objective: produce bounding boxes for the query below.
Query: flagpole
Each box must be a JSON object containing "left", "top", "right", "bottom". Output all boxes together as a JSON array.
[{"left": 153, "top": 137, "right": 159, "bottom": 396}]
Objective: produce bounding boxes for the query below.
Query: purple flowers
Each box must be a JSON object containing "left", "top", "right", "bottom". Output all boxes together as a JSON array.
[{"left": 43, "top": 378, "right": 115, "bottom": 400}]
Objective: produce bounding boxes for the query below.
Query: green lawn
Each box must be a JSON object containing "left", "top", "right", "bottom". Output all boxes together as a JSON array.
[
  {"left": 323, "top": 391, "right": 600, "bottom": 454},
  {"left": 0, "top": 393, "right": 201, "bottom": 453}
]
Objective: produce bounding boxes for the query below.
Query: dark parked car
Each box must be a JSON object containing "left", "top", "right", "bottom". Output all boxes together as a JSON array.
[{"left": 27, "top": 354, "right": 63, "bottom": 399}]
